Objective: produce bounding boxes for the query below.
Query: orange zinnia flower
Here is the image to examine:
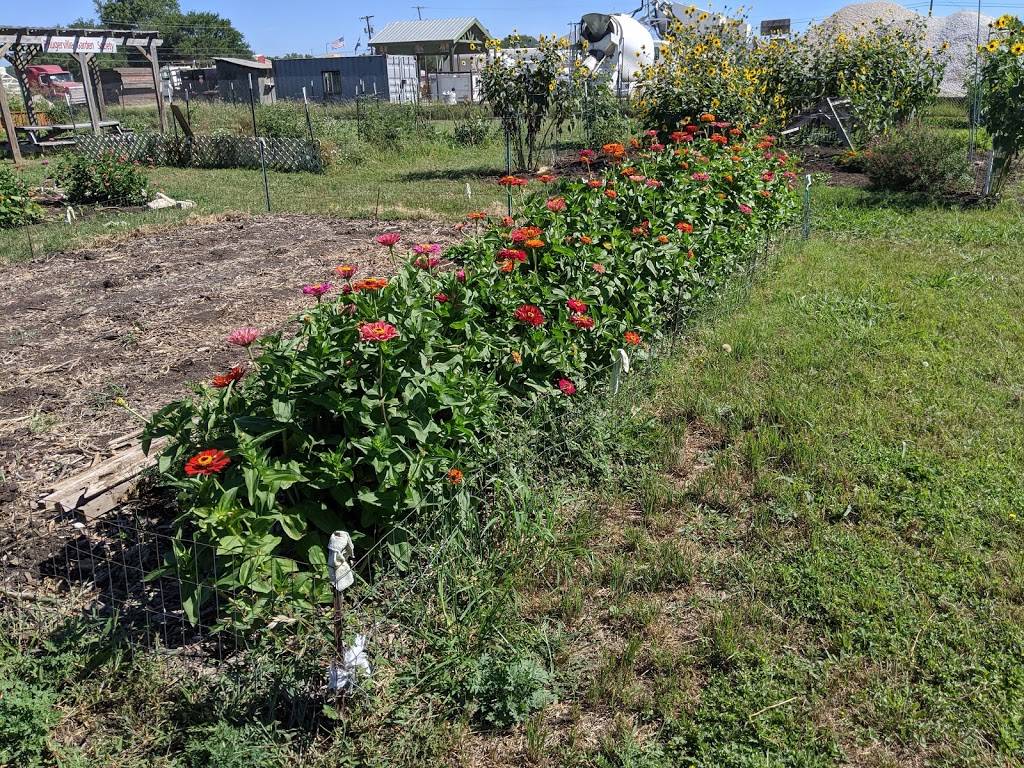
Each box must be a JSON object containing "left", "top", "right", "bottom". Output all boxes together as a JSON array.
[
  {"left": 447, "top": 468, "right": 464, "bottom": 485},
  {"left": 353, "top": 277, "right": 389, "bottom": 292}
]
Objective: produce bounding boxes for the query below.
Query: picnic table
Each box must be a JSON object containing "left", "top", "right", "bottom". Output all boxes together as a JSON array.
[{"left": 15, "top": 120, "right": 123, "bottom": 148}]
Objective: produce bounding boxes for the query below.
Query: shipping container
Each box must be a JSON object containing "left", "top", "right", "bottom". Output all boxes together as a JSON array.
[{"left": 272, "top": 55, "right": 418, "bottom": 103}]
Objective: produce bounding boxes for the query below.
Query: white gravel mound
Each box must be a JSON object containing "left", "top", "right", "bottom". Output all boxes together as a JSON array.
[{"left": 809, "top": 2, "right": 993, "bottom": 96}]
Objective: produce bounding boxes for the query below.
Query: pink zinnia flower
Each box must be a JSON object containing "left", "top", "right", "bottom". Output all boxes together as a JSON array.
[
  {"left": 579, "top": 149, "right": 596, "bottom": 163},
  {"left": 691, "top": 172, "right": 710, "bottom": 182},
  {"left": 335, "top": 264, "right": 357, "bottom": 279},
  {"left": 739, "top": 204, "right": 753, "bottom": 215},
  {"left": 546, "top": 196, "right": 566, "bottom": 212},
  {"left": 413, "top": 243, "right": 441, "bottom": 256},
  {"left": 498, "top": 248, "right": 527, "bottom": 262},
  {"left": 376, "top": 232, "right": 401, "bottom": 247},
  {"left": 650, "top": 143, "right": 665, "bottom": 152},
  {"left": 628, "top": 174, "right": 646, "bottom": 183},
  {"left": 645, "top": 179, "right": 663, "bottom": 188},
  {"left": 761, "top": 172, "right": 775, "bottom": 182},
  {"left": 226, "top": 327, "right": 260, "bottom": 347},
  {"left": 558, "top": 378, "right": 576, "bottom": 396},
  {"left": 435, "top": 292, "right": 449, "bottom": 303},
  {"left": 566, "top": 298, "right": 587, "bottom": 314},
  {"left": 302, "top": 282, "right": 332, "bottom": 298},
  {"left": 456, "top": 269, "right": 466, "bottom": 282},
  {"left": 359, "top": 321, "right": 399, "bottom": 343}
]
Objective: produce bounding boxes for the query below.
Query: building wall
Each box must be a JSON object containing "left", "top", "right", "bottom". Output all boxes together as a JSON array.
[
  {"left": 214, "top": 61, "right": 275, "bottom": 104},
  {"left": 273, "top": 56, "right": 417, "bottom": 103}
]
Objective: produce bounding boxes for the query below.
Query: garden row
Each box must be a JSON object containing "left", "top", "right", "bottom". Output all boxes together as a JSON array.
[{"left": 142, "top": 120, "right": 799, "bottom": 625}]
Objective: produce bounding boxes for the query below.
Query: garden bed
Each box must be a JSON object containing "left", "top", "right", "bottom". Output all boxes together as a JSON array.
[{"left": 0, "top": 214, "right": 455, "bottom": 580}]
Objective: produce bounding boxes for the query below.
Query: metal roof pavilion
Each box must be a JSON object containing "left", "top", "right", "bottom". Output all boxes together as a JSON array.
[{"left": 369, "top": 16, "right": 489, "bottom": 55}]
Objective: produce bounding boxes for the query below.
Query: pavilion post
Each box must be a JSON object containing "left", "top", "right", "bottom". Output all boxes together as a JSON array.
[
  {"left": 74, "top": 52, "right": 101, "bottom": 135},
  {"left": 136, "top": 38, "right": 167, "bottom": 134},
  {"left": 0, "top": 42, "right": 23, "bottom": 165}
]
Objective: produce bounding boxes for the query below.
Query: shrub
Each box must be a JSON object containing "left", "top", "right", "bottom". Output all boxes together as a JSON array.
[
  {"left": 452, "top": 115, "right": 493, "bottom": 146},
  {"left": 256, "top": 103, "right": 308, "bottom": 139},
  {"left": 0, "top": 164, "right": 44, "bottom": 229},
  {"left": 356, "top": 99, "right": 434, "bottom": 150},
  {"left": 60, "top": 150, "right": 148, "bottom": 205},
  {"left": 144, "top": 126, "right": 799, "bottom": 625},
  {"left": 481, "top": 35, "right": 581, "bottom": 170},
  {"left": 862, "top": 123, "right": 973, "bottom": 196},
  {"left": 978, "top": 14, "right": 1024, "bottom": 194},
  {"left": 469, "top": 655, "right": 554, "bottom": 727}
]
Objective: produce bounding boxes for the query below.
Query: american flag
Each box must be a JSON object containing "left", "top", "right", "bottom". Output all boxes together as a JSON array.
[{"left": 330, "top": 37, "right": 345, "bottom": 49}]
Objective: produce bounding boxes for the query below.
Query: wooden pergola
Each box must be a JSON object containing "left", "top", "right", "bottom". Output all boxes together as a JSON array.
[{"left": 0, "top": 27, "right": 164, "bottom": 164}]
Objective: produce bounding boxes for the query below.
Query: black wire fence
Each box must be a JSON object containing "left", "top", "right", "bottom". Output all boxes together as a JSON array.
[{"left": 1, "top": 226, "right": 792, "bottom": 711}]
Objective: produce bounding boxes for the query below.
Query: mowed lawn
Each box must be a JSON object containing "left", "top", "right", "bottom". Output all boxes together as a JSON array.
[{"left": 535, "top": 186, "right": 1024, "bottom": 766}]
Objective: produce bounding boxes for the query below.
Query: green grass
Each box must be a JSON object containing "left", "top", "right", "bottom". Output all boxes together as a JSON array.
[
  {"left": 0, "top": 139, "right": 514, "bottom": 264},
  {"left": 2, "top": 181, "right": 1022, "bottom": 766}
]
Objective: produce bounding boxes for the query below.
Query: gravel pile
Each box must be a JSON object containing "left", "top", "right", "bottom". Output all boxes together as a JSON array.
[{"left": 814, "top": 2, "right": 993, "bottom": 96}]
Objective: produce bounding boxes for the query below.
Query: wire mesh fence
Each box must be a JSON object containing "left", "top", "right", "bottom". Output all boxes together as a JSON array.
[
  {"left": 76, "top": 133, "right": 325, "bottom": 173},
  {"left": 1, "top": 225, "right": 793, "bottom": 685}
]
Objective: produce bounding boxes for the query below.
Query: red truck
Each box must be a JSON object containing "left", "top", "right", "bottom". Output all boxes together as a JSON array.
[{"left": 25, "top": 65, "right": 87, "bottom": 104}]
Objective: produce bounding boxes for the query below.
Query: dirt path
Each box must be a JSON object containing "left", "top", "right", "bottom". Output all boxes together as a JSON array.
[{"left": 0, "top": 214, "right": 457, "bottom": 553}]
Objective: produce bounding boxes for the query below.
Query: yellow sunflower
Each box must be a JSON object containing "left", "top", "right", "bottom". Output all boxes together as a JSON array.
[
  {"left": 1013, "top": 42, "right": 1024, "bottom": 56},
  {"left": 985, "top": 39, "right": 1002, "bottom": 53}
]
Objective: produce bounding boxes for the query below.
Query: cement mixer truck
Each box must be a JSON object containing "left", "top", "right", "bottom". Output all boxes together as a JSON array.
[{"left": 577, "top": 3, "right": 744, "bottom": 95}]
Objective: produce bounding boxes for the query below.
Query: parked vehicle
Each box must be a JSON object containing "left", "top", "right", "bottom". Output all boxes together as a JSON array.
[{"left": 25, "top": 65, "right": 86, "bottom": 105}]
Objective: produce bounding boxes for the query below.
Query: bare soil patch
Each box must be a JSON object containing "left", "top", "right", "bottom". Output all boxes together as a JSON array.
[{"left": 0, "top": 213, "right": 457, "bottom": 572}]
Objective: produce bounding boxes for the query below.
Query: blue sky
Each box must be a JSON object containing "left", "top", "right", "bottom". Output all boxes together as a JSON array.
[{"left": 4, "top": 1, "right": 978, "bottom": 58}]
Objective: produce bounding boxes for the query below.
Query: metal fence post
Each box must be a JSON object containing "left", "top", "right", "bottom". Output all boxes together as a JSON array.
[
  {"left": 802, "top": 174, "right": 812, "bottom": 240},
  {"left": 257, "top": 138, "right": 271, "bottom": 213},
  {"left": 505, "top": 125, "right": 513, "bottom": 217}
]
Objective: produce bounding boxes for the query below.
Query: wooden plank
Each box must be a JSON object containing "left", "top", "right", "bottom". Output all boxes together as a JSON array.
[
  {"left": 0, "top": 42, "right": 22, "bottom": 165},
  {"left": 40, "top": 436, "right": 167, "bottom": 519}
]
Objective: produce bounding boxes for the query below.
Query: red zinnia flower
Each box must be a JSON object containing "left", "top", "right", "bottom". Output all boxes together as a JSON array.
[
  {"left": 466, "top": 211, "right": 487, "bottom": 220},
  {"left": 567, "top": 298, "right": 587, "bottom": 313},
  {"left": 650, "top": 142, "right": 665, "bottom": 152},
  {"left": 447, "top": 467, "right": 464, "bottom": 485},
  {"left": 685, "top": 124, "right": 700, "bottom": 134},
  {"left": 501, "top": 215, "right": 515, "bottom": 227},
  {"left": 624, "top": 331, "right": 641, "bottom": 346},
  {"left": 670, "top": 130, "right": 686, "bottom": 142},
  {"left": 499, "top": 175, "right": 528, "bottom": 187},
  {"left": 676, "top": 221, "right": 693, "bottom": 233},
  {"left": 498, "top": 248, "right": 527, "bottom": 262},
  {"left": 605, "top": 189, "right": 618, "bottom": 199},
  {"left": 557, "top": 378, "right": 576, "bottom": 396},
  {"left": 538, "top": 173, "right": 557, "bottom": 184},
  {"left": 184, "top": 449, "right": 231, "bottom": 477},
  {"left": 587, "top": 179, "right": 603, "bottom": 189},
  {"left": 579, "top": 149, "right": 596, "bottom": 163},
  {"left": 571, "top": 314, "right": 595, "bottom": 330},
  {"left": 359, "top": 321, "right": 399, "bottom": 343},
  {"left": 500, "top": 260, "right": 518, "bottom": 273},
  {"left": 710, "top": 133, "right": 728, "bottom": 145},
  {"left": 211, "top": 365, "right": 246, "bottom": 388},
  {"left": 435, "top": 292, "right": 449, "bottom": 303},
  {"left": 514, "top": 304, "right": 545, "bottom": 327},
  {"left": 546, "top": 196, "right": 566, "bottom": 212},
  {"left": 376, "top": 232, "right": 401, "bottom": 247}
]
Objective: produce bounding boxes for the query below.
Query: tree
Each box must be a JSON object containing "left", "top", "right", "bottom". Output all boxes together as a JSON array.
[
  {"left": 501, "top": 34, "right": 540, "bottom": 49},
  {"left": 93, "top": 0, "right": 251, "bottom": 61},
  {"left": 162, "top": 12, "right": 252, "bottom": 58}
]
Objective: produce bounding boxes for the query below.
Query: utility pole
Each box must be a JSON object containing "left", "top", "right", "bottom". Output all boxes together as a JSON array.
[
  {"left": 413, "top": 5, "right": 426, "bottom": 19},
  {"left": 360, "top": 15, "right": 375, "bottom": 39}
]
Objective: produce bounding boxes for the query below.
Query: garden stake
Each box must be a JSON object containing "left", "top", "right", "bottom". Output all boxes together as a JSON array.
[
  {"left": 247, "top": 73, "right": 259, "bottom": 139},
  {"left": 504, "top": 126, "right": 513, "bottom": 217},
  {"left": 302, "top": 87, "right": 315, "bottom": 144},
  {"left": 257, "top": 138, "right": 271, "bottom": 213},
  {"left": 802, "top": 174, "right": 813, "bottom": 240}
]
